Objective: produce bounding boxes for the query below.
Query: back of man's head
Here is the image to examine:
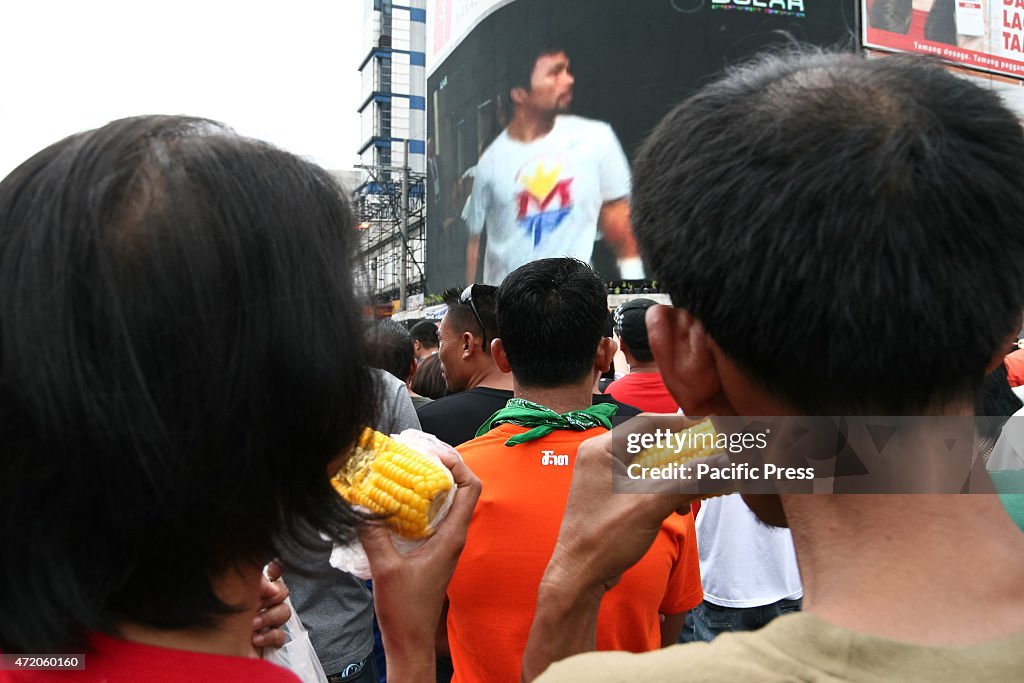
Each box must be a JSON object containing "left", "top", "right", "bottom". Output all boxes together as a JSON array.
[
  {"left": 365, "top": 319, "right": 415, "bottom": 382},
  {"left": 632, "top": 51, "right": 1024, "bottom": 414},
  {"left": 496, "top": 257, "right": 608, "bottom": 388},
  {"left": 614, "top": 298, "right": 657, "bottom": 364},
  {"left": 409, "top": 319, "right": 439, "bottom": 351}
]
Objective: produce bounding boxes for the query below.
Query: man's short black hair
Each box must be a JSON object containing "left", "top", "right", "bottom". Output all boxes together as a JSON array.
[
  {"left": 510, "top": 45, "right": 567, "bottom": 92},
  {"left": 366, "top": 319, "right": 416, "bottom": 381},
  {"left": 496, "top": 257, "right": 608, "bottom": 387},
  {"left": 0, "top": 115, "right": 376, "bottom": 651},
  {"left": 632, "top": 51, "right": 1024, "bottom": 414},
  {"left": 409, "top": 319, "right": 439, "bottom": 349},
  {"left": 442, "top": 285, "right": 498, "bottom": 348}
]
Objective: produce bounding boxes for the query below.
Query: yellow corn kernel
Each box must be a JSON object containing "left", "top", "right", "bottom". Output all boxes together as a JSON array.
[
  {"left": 629, "top": 419, "right": 731, "bottom": 501},
  {"left": 332, "top": 428, "right": 452, "bottom": 539}
]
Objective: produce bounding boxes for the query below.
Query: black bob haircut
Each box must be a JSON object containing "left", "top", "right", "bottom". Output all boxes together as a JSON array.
[
  {"left": 496, "top": 257, "right": 608, "bottom": 388},
  {"left": 0, "top": 115, "right": 377, "bottom": 651},
  {"left": 632, "top": 50, "right": 1024, "bottom": 415},
  {"left": 366, "top": 318, "right": 415, "bottom": 381}
]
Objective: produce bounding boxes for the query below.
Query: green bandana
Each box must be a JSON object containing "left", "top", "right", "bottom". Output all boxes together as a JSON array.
[{"left": 476, "top": 398, "right": 618, "bottom": 446}]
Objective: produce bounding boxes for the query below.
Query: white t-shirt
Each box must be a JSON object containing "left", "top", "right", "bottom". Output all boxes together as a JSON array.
[
  {"left": 696, "top": 494, "right": 803, "bottom": 608},
  {"left": 464, "top": 115, "right": 631, "bottom": 284}
]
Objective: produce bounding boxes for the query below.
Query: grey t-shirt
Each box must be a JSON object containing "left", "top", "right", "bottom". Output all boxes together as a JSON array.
[{"left": 286, "top": 369, "right": 420, "bottom": 674}]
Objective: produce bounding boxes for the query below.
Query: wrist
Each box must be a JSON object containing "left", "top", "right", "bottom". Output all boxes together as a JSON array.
[
  {"left": 537, "top": 558, "right": 606, "bottom": 614},
  {"left": 617, "top": 256, "right": 644, "bottom": 279}
]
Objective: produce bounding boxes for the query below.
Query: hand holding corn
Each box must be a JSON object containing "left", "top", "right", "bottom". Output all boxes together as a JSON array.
[{"left": 332, "top": 428, "right": 455, "bottom": 540}]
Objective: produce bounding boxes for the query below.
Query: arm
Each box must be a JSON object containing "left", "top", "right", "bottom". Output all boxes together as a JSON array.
[
  {"left": 466, "top": 233, "right": 481, "bottom": 286},
  {"left": 362, "top": 449, "right": 482, "bottom": 682},
  {"left": 660, "top": 612, "right": 687, "bottom": 648},
  {"left": 599, "top": 199, "right": 643, "bottom": 279}
]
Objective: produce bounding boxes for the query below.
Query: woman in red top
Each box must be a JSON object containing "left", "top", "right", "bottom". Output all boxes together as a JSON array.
[{"left": 0, "top": 116, "right": 477, "bottom": 681}]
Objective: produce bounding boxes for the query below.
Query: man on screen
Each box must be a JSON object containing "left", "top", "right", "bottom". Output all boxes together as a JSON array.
[{"left": 463, "top": 47, "right": 643, "bottom": 285}]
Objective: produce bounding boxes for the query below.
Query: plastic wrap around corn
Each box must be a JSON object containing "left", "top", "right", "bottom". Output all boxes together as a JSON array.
[{"left": 332, "top": 428, "right": 454, "bottom": 539}]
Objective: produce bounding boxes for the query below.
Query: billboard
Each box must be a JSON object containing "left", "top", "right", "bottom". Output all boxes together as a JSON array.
[
  {"left": 425, "top": 0, "right": 858, "bottom": 292},
  {"left": 863, "top": 0, "right": 1024, "bottom": 79}
]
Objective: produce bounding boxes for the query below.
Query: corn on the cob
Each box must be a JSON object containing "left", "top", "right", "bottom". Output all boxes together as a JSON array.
[
  {"left": 332, "top": 428, "right": 453, "bottom": 539},
  {"left": 629, "top": 419, "right": 732, "bottom": 500},
  {"left": 630, "top": 419, "right": 720, "bottom": 470}
]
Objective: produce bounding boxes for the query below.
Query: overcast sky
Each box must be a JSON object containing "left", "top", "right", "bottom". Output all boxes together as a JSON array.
[{"left": 0, "top": 0, "right": 365, "bottom": 179}]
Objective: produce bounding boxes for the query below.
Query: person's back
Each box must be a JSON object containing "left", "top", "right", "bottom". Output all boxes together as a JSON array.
[
  {"left": 446, "top": 259, "right": 701, "bottom": 682},
  {"left": 450, "top": 425, "right": 699, "bottom": 682}
]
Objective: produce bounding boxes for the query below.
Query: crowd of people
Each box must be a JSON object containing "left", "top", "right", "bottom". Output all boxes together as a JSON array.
[{"left": 1, "top": 49, "right": 1023, "bottom": 682}]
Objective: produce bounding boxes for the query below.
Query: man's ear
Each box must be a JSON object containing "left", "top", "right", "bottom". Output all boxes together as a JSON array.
[
  {"left": 491, "top": 338, "right": 513, "bottom": 374},
  {"left": 594, "top": 337, "right": 617, "bottom": 374},
  {"left": 460, "top": 331, "right": 474, "bottom": 360},
  {"left": 646, "top": 305, "right": 731, "bottom": 415},
  {"left": 510, "top": 86, "right": 528, "bottom": 106}
]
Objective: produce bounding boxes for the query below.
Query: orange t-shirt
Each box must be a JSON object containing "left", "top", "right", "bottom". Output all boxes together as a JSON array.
[{"left": 447, "top": 424, "right": 703, "bottom": 683}]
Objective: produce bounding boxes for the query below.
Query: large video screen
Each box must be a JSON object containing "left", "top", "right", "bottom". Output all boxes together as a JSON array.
[{"left": 425, "top": 0, "right": 857, "bottom": 291}]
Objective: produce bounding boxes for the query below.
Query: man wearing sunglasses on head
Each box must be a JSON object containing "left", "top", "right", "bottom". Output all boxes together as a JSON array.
[{"left": 417, "top": 283, "right": 643, "bottom": 450}]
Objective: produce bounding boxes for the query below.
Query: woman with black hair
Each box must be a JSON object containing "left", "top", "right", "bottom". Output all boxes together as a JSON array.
[{"left": 0, "top": 116, "right": 478, "bottom": 681}]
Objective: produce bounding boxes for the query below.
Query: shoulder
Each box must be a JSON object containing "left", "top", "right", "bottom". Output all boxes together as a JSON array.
[
  {"left": 476, "top": 131, "right": 510, "bottom": 166},
  {"left": 536, "top": 634, "right": 793, "bottom": 683}
]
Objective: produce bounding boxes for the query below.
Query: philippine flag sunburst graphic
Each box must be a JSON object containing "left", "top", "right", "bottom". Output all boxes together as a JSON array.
[{"left": 515, "top": 160, "right": 574, "bottom": 247}]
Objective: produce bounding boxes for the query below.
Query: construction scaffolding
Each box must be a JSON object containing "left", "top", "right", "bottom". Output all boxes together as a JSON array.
[{"left": 353, "top": 145, "right": 427, "bottom": 313}]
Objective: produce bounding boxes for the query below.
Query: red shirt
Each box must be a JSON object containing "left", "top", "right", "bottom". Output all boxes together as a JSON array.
[
  {"left": 605, "top": 372, "right": 679, "bottom": 414},
  {"left": 447, "top": 424, "right": 703, "bottom": 683},
  {"left": 1006, "top": 349, "right": 1024, "bottom": 387},
  {"left": 0, "top": 633, "right": 300, "bottom": 683}
]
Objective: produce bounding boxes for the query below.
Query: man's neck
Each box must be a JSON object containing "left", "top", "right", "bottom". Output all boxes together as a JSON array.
[
  {"left": 514, "top": 376, "right": 594, "bottom": 414},
  {"left": 468, "top": 362, "right": 514, "bottom": 392},
  {"left": 506, "top": 109, "right": 557, "bottom": 143},
  {"left": 628, "top": 361, "right": 659, "bottom": 373},
  {"left": 785, "top": 493, "right": 1024, "bottom": 646}
]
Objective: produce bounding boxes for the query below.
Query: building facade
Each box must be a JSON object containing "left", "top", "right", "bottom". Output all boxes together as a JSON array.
[{"left": 355, "top": 0, "right": 427, "bottom": 310}]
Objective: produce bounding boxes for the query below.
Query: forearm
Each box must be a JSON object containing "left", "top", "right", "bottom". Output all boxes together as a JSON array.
[
  {"left": 383, "top": 638, "right": 436, "bottom": 682},
  {"left": 521, "top": 566, "right": 605, "bottom": 682},
  {"left": 599, "top": 200, "right": 638, "bottom": 259},
  {"left": 466, "top": 235, "right": 480, "bottom": 285}
]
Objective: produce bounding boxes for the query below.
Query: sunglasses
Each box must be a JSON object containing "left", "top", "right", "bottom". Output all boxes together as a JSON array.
[{"left": 460, "top": 284, "right": 488, "bottom": 348}]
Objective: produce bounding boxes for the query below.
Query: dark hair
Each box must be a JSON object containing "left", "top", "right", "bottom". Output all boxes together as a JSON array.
[
  {"left": 409, "top": 319, "right": 439, "bottom": 349},
  {"left": 496, "top": 258, "right": 607, "bottom": 387},
  {"left": 366, "top": 319, "right": 416, "bottom": 381},
  {"left": 632, "top": 52, "right": 1024, "bottom": 414},
  {"left": 412, "top": 353, "right": 448, "bottom": 400},
  {"left": 442, "top": 285, "right": 498, "bottom": 348},
  {"left": 0, "top": 116, "right": 376, "bottom": 651},
  {"left": 510, "top": 45, "right": 567, "bottom": 92}
]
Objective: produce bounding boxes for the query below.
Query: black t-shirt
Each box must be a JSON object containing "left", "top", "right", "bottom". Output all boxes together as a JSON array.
[{"left": 415, "top": 386, "right": 641, "bottom": 448}]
